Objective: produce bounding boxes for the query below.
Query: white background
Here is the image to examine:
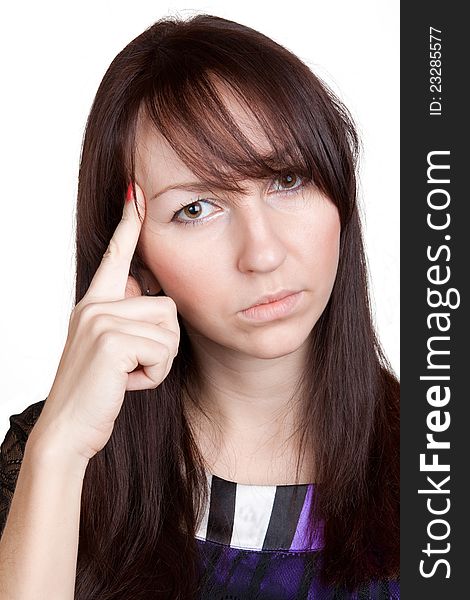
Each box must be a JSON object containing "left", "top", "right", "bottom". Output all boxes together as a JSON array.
[{"left": 0, "top": 0, "right": 399, "bottom": 437}]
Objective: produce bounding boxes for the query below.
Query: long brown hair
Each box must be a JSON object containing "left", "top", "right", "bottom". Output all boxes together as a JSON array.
[{"left": 73, "top": 13, "right": 399, "bottom": 598}]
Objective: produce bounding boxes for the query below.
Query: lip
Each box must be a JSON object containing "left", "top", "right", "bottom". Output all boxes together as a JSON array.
[
  {"left": 243, "top": 289, "right": 301, "bottom": 311},
  {"left": 239, "top": 290, "right": 304, "bottom": 323}
]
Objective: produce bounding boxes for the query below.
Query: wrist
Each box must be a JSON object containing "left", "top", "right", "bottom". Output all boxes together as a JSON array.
[{"left": 25, "top": 420, "right": 90, "bottom": 478}]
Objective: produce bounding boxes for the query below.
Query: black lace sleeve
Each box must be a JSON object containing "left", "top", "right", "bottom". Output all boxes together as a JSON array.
[{"left": 0, "top": 400, "right": 46, "bottom": 540}]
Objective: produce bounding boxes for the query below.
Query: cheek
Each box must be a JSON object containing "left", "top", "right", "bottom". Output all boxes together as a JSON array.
[
  {"left": 301, "top": 203, "right": 341, "bottom": 292},
  {"left": 140, "top": 234, "right": 223, "bottom": 314},
  {"left": 139, "top": 199, "right": 341, "bottom": 328}
]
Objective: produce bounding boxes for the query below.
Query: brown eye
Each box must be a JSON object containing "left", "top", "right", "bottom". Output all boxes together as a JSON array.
[
  {"left": 272, "top": 172, "right": 303, "bottom": 193},
  {"left": 280, "top": 173, "right": 297, "bottom": 188},
  {"left": 172, "top": 197, "right": 219, "bottom": 227},
  {"left": 183, "top": 202, "right": 203, "bottom": 219}
]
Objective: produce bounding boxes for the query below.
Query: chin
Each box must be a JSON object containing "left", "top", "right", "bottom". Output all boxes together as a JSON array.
[{"left": 237, "top": 327, "right": 312, "bottom": 360}]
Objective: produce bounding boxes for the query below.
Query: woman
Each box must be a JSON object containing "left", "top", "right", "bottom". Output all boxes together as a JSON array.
[{"left": 0, "top": 13, "right": 399, "bottom": 599}]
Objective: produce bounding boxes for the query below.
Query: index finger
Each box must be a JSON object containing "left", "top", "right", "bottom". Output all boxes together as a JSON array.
[{"left": 86, "top": 182, "right": 146, "bottom": 301}]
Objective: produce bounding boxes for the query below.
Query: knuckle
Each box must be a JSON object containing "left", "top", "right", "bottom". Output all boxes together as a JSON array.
[
  {"left": 164, "top": 344, "right": 171, "bottom": 362},
  {"left": 157, "top": 340, "right": 170, "bottom": 361},
  {"left": 96, "top": 330, "right": 119, "bottom": 352},
  {"left": 88, "top": 313, "right": 109, "bottom": 338},
  {"left": 160, "top": 295, "right": 176, "bottom": 310},
  {"left": 164, "top": 296, "right": 179, "bottom": 316},
  {"left": 148, "top": 379, "right": 159, "bottom": 390},
  {"left": 170, "top": 330, "right": 180, "bottom": 351},
  {"left": 77, "top": 302, "right": 101, "bottom": 322}
]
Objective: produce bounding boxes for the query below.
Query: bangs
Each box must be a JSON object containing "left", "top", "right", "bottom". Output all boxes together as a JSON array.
[
  {"left": 124, "top": 17, "right": 359, "bottom": 222},
  {"left": 129, "top": 54, "right": 332, "bottom": 198}
]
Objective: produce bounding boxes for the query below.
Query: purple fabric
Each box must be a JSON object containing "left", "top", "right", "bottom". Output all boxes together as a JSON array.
[
  {"left": 290, "top": 483, "right": 323, "bottom": 551},
  {"left": 196, "top": 538, "right": 400, "bottom": 599}
]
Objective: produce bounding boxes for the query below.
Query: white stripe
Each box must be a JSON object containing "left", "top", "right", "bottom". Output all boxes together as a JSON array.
[
  {"left": 194, "top": 473, "right": 212, "bottom": 540},
  {"left": 230, "top": 483, "right": 277, "bottom": 550}
]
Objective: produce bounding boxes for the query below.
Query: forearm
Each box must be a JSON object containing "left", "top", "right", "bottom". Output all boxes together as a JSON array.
[{"left": 0, "top": 433, "right": 89, "bottom": 600}]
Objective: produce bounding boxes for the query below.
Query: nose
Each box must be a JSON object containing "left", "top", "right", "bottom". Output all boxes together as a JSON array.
[{"left": 235, "top": 197, "right": 288, "bottom": 274}]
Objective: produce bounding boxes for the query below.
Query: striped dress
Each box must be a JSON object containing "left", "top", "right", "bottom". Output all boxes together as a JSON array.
[
  {"left": 195, "top": 471, "right": 400, "bottom": 599},
  {"left": 0, "top": 401, "right": 399, "bottom": 598}
]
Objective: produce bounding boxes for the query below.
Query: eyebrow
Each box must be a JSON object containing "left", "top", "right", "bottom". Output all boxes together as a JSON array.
[
  {"left": 149, "top": 180, "right": 257, "bottom": 207},
  {"left": 150, "top": 181, "right": 219, "bottom": 201},
  {"left": 148, "top": 151, "right": 299, "bottom": 202}
]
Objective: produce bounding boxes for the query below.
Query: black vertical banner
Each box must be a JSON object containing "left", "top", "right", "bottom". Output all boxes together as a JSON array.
[{"left": 401, "top": 2, "right": 468, "bottom": 598}]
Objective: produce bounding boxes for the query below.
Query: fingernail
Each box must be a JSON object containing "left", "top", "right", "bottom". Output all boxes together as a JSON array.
[{"left": 125, "top": 181, "right": 134, "bottom": 202}]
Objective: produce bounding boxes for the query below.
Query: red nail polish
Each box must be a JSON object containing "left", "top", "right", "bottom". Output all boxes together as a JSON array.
[{"left": 126, "top": 182, "right": 134, "bottom": 202}]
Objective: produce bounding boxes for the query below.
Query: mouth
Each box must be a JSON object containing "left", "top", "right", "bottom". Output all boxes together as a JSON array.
[
  {"left": 238, "top": 290, "right": 304, "bottom": 323},
  {"left": 243, "top": 289, "right": 301, "bottom": 311}
]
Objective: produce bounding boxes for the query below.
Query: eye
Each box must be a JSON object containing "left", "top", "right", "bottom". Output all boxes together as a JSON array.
[
  {"left": 270, "top": 172, "right": 304, "bottom": 193},
  {"left": 171, "top": 172, "right": 307, "bottom": 228},
  {"left": 171, "top": 197, "right": 219, "bottom": 226}
]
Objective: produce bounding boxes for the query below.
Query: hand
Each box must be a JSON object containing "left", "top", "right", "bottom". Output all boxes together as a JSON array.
[{"left": 29, "top": 183, "right": 180, "bottom": 464}]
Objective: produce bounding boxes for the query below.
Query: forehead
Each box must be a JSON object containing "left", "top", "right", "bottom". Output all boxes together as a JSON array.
[{"left": 134, "top": 79, "right": 273, "bottom": 185}]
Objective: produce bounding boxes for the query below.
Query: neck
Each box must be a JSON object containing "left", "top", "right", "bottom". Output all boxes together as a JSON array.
[{"left": 183, "top": 329, "right": 314, "bottom": 484}]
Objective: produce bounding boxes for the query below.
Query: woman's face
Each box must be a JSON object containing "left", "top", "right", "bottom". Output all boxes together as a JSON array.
[{"left": 134, "top": 95, "right": 341, "bottom": 360}]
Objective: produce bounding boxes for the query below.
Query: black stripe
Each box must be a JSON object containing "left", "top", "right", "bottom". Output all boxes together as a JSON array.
[
  {"left": 262, "top": 484, "right": 308, "bottom": 550},
  {"left": 246, "top": 551, "right": 272, "bottom": 598},
  {"left": 219, "top": 549, "right": 249, "bottom": 594},
  {"left": 296, "top": 553, "right": 320, "bottom": 600},
  {"left": 206, "top": 475, "right": 236, "bottom": 545},
  {"left": 196, "top": 540, "right": 223, "bottom": 593},
  {"left": 197, "top": 544, "right": 248, "bottom": 599}
]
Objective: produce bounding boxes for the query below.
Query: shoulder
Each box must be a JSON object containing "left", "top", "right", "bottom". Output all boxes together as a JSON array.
[
  {"left": 1, "top": 399, "right": 47, "bottom": 537},
  {"left": 2, "top": 399, "right": 46, "bottom": 446},
  {"left": 1, "top": 397, "right": 46, "bottom": 467},
  {"left": 1, "top": 398, "right": 47, "bottom": 468}
]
